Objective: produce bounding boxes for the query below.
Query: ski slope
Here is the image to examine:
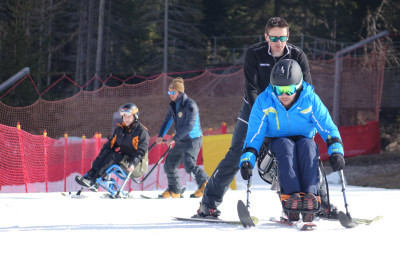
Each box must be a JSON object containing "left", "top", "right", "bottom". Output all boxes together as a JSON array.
[{"left": 0, "top": 172, "right": 398, "bottom": 267}]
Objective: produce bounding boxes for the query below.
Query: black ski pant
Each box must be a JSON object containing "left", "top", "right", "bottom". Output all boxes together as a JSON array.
[
  {"left": 89, "top": 150, "right": 124, "bottom": 179},
  {"left": 201, "top": 101, "right": 250, "bottom": 209},
  {"left": 164, "top": 136, "right": 209, "bottom": 194}
]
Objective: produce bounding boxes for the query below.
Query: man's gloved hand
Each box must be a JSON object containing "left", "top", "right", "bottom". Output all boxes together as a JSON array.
[
  {"left": 240, "top": 162, "right": 253, "bottom": 180},
  {"left": 125, "top": 158, "right": 134, "bottom": 168},
  {"left": 329, "top": 153, "right": 345, "bottom": 172},
  {"left": 239, "top": 151, "right": 256, "bottom": 180}
]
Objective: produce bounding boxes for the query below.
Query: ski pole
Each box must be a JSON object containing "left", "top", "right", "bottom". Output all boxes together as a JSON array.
[
  {"left": 246, "top": 178, "right": 251, "bottom": 209},
  {"left": 338, "top": 170, "right": 351, "bottom": 218}
]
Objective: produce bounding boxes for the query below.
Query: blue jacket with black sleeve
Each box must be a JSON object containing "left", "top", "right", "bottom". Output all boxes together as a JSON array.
[
  {"left": 242, "top": 81, "right": 344, "bottom": 166},
  {"left": 158, "top": 93, "right": 202, "bottom": 141}
]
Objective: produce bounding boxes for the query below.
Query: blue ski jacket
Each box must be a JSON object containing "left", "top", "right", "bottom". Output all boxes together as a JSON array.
[
  {"left": 158, "top": 93, "right": 203, "bottom": 141},
  {"left": 243, "top": 81, "right": 344, "bottom": 158}
]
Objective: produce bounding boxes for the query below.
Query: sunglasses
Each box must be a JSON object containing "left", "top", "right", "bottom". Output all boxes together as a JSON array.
[
  {"left": 272, "top": 83, "right": 301, "bottom": 96},
  {"left": 168, "top": 91, "right": 177, "bottom": 95},
  {"left": 268, "top": 36, "right": 288, "bottom": 42}
]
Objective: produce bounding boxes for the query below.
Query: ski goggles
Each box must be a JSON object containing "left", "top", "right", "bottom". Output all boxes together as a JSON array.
[
  {"left": 272, "top": 81, "right": 302, "bottom": 96},
  {"left": 120, "top": 107, "right": 138, "bottom": 116},
  {"left": 268, "top": 36, "right": 288, "bottom": 42},
  {"left": 167, "top": 91, "right": 177, "bottom": 95}
]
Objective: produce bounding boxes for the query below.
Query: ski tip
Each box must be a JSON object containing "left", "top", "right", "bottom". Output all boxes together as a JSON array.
[
  {"left": 251, "top": 216, "right": 259, "bottom": 225},
  {"left": 237, "top": 200, "right": 256, "bottom": 228},
  {"left": 301, "top": 223, "right": 317, "bottom": 231},
  {"left": 338, "top": 211, "right": 358, "bottom": 228}
]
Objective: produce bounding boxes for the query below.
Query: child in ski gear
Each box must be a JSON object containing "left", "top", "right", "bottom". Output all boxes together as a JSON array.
[
  {"left": 75, "top": 103, "right": 150, "bottom": 188},
  {"left": 197, "top": 17, "right": 314, "bottom": 218},
  {"left": 156, "top": 77, "right": 209, "bottom": 198},
  {"left": 239, "top": 59, "right": 345, "bottom": 222}
]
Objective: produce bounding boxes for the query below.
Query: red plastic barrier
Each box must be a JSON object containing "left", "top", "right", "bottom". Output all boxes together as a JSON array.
[
  {"left": 316, "top": 120, "right": 381, "bottom": 161},
  {"left": 0, "top": 121, "right": 380, "bottom": 193}
]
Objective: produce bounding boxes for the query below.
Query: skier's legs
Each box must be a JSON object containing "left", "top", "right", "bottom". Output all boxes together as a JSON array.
[
  {"left": 163, "top": 141, "right": 185, "bottom": 193},
  {"left": 201, "top": 101, "right": 250, "bottom": 209},
  {"left": 270, "top": 138, "right": 301, "bottom": 195},
  {"left": 295, "top": 138, "right": 320, "bottom": 195},
  {"left": 91, "top": 151, "right": 123, "bottom": 178},
  {"left": 182, "top": 136, "right": 209, "bottom": 186}
]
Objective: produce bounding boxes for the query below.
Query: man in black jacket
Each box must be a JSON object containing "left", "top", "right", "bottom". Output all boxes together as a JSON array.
[
  {"left": 76, "top": 103, "right": 149, "bottom": 188},
  {"left": 197, "top": 17, "right": 318, "bottom": 218}
]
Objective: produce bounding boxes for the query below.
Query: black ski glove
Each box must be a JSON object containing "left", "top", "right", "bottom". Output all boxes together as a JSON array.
[
  {"left": 329, "top": 153, "right": 345, "bottom": 172},
  {"left": 240, "top": 162, "right": 253, "bottom": 180}
]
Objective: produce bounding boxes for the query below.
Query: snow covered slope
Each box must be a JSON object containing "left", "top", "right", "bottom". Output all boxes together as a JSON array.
[{"left": 0, "top": 178, "right": 398, "bottom": 267}]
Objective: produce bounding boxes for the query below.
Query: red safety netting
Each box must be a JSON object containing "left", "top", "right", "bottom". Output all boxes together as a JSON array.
[{"left": 0, "top": 123, "right": 227, "bottom": 193}]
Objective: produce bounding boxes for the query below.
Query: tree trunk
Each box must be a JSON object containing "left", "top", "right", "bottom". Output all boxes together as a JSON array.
[
  {"left": 75, "top": 0, "right": 86, "bottom": 86},
  {"left": 94, "top": 0, "right": 105, "bottom": 89},
  {"left": 86, "top": 0, "right": 94, "bottom": 89}
]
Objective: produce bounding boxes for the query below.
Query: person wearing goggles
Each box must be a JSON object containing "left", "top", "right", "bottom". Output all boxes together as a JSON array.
[
  {"left": 76, "top": 103, "right": 150, "bottom": 189},
  {"left": 196, "top": 17, "right": 334, "bottom": 220},
  {"left": 156, "top": 77, "right": 209, "bottom": 199},
  {"left": 239, "top": 59, "right": 345, "bottom": 223}
]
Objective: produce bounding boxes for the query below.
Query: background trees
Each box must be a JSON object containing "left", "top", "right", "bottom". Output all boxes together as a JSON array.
[{"left": 0, "top": 0, "right": 399, "bottom": 106}]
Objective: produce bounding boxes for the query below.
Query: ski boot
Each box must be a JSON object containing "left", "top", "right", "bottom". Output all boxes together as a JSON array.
[
  {"left": 194, "top": 202, "right": 221, "bottom": 218},
  {"left": 302, "top": 193, "right": 319, "bottom": 222},
  {"left": 75, "top": 171, "right": 99, "bottom": 192},
  {"left": 158, "top": 189, "right": 182, "bottom": 199},
  {"left": 282, "top": 193, "right": 302, "bottom": 221},
  {"left": 190, "top": 181, "right": 207, "bottom": 198}
]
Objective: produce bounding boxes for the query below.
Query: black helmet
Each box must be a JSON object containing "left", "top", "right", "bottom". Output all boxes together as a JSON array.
[
  {"left": 270, "top": 59, "right": 303, "bottom": 86},
  {"left": 119, "top": 103, "right": 139, "bottom": 121}
]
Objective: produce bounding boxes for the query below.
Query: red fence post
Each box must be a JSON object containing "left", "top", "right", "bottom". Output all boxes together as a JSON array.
[
  {"left": 17, "top": 123, "right": 28, "bottom": 193},
  {"left": 221, "top": 122, "right": 227, "bottom": 134},
  {"left": 64, "top": 133, "right": 68, "bottom": 192},
  {"left": 43, "top": 130, "right": 48, "bottom": 192}
]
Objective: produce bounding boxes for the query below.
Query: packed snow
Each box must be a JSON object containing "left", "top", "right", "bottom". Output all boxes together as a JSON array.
[{"left": 0, "top": 171, "right": 398, "bottom": 267}]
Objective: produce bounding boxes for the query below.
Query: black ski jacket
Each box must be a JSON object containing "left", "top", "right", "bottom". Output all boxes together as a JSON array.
[
  {"left": 101, "top": 121, "right": 149, "bottom": 167},
  {"left": 244, "top": 41, "right": 312, "bottom": 108}
]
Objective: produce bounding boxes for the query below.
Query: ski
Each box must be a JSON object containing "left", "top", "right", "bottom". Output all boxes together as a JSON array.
[
  {"left": 237, "top": 200, "right": 258, "bottom": 228},
  {"left": 338, "top": 211, "right": 382, "bottom": 228},
  {"left": 173, "top": 216, "right": 242, "bottom": 225},
  {"left": 140, "top": 187, "right": 186, "bottom": 199},
  {"left": 61, "top": 191, "right": 88, "bottom": 199},
  {"left": 353, "top": 216, "right": 383, "bottom": 225},
  {"left": 270, "top": 217, "right": 317, "bottom": 231}
]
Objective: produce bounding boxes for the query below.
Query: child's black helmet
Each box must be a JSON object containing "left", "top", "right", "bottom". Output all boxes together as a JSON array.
[{"left": 119, "top": 103, "right": 139, "bottom": 121}]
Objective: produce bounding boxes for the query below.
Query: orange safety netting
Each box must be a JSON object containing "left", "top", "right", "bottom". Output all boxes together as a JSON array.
[
  {"left": 0, "top": 51, "right": 386, "bottom": 193},
  {"left": 0, "top": 51, "right": 386, "bottom": 138}
]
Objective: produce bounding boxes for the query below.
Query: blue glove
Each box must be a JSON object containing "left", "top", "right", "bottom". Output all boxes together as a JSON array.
[{"left": 239, "top": 152, "right": 256, "bottom": 180}]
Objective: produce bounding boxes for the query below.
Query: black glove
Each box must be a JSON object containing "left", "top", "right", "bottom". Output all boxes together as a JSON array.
[
  {"left": 329, "top": 153, "right": 345, "bottom": 172},
  {"left": 240, "top": 161, "right": 253, "bottom": 180}
]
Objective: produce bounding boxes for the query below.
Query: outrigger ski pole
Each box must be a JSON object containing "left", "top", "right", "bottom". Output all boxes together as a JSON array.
[
  {"left": 338, "top": 170, "right": 358, "bottom": 228},
  {"left": 115, "top": 142, "right": 172, "bottom": 197},
  {"left": 131, "top": 144, "right": 172, "bottom": 184},
  {"left": 237, "top": 177, "right": 257, "bottom": 228},
  {"left": 246, "top": 178, "right": 251, "bottom": 209}
]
